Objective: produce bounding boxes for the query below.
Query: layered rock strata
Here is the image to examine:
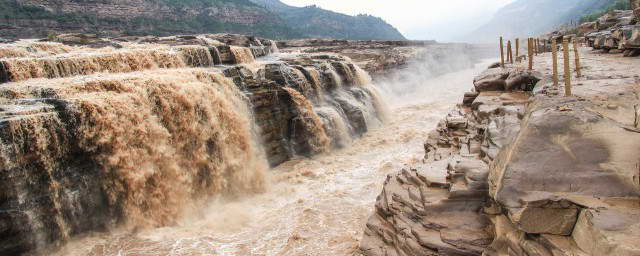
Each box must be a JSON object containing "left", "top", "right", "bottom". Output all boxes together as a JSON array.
[{"left": 360, "top": 52, "right": 640, "bottom": 255}]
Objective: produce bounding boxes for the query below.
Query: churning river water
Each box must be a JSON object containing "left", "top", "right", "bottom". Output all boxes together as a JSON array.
[{"left": 54, "top": 59, "right": 495, "bottom": 256}]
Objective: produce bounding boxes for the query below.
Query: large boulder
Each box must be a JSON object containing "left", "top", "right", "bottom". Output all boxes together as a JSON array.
[
  {"left": 489, "top": 96, "right": 640, "bottom": 236},
  {"left": 473, "top": 68, "right": 510, "bottom": 92},
  {"left": 473, "top": 68, "right": 541, "bottom": 92},
  {"left": 505, "top": 70, "right": 542, "bottom": 91}
]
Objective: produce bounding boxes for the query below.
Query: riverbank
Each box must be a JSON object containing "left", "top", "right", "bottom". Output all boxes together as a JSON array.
[
  {"left": 359, "top": 47, "right": 640, "bottom": 255},
  {"left": 51, "top": 58, "right": 496, "bottom": 256}
]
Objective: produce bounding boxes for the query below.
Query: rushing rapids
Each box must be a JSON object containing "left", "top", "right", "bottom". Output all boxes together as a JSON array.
[
  {"left": 0, "top": 33, "right": 396, "bottom": 255},
  {"left": 50, "top": 54, "right": 488, "bottom": 256}
]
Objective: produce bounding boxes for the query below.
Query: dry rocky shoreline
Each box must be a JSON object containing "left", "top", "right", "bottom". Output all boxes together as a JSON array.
[{"left": 359, "top": 44, "right": 640, "bottom": 255}]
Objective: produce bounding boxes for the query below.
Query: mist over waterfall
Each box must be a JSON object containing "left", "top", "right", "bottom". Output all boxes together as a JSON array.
[{"left": 373, "top": 44, "right": 481, "bottom": 105}]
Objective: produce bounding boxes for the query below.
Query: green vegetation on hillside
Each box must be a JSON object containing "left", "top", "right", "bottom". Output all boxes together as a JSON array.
[
  {"left": 0, "top": 0, "right": 405, "bottom": 40},
  {"left": 580, "top": 0, "right": 631, "bottom": 22},
  {"left": 0, "top": 0, "right": 302, "bottom": 39},
  {"left": 257, "top": 3, "right": 406, "bottom": 40},
  {"left": 158, "top": 0, "right": 257, "bottom": 7}
]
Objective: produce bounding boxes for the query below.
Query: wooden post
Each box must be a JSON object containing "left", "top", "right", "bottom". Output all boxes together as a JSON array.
[
  {"left": 552, "top": 39, "right": 559, "bottom": 87},
  {"left": 543, "top": 40, "right": 547, "bottom": 53},
  {"left": 506, "top": 40, "right": 510, "bottom": 63},
  {"left": 540, "top": 39, "right": 543, "bottom": 53},
  {"left": 500, "top": 36, "right": 505, "bottom": 68},
  {"left": 573, "top": 38, "right": 582, "bottom": 78},
  {"left": 528, "top": 38, "right": 534, "bottom": 70},
  {"left": 507, "top": 40, "right": 513, "bottom": 64},
  {"left": 535, "top": 38, "right": 539, "bottom": 56},
  {"left": 563, "top": 38, "right": 572, "bottom": 96},
  {"left": 515, "top": 38, "right": 520, "bottom": 62}
]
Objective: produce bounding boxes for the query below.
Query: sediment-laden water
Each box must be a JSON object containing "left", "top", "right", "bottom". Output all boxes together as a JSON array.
[{"left": 52, "top": 59, "right": 494, "bottom": 256}]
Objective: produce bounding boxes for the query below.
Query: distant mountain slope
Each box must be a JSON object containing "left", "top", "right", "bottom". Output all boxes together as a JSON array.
[
  {"left": 465, "top": 0, "right": 617, "bottom": 43},
  {"left": 0, "top": 0, "right": 300, "bottom": 39},
  {"left": 251, "top": 0, "right": 406, "bottom": 40},
  {"left": 0, "top": 0, "right": 406, "bottom": 40}
]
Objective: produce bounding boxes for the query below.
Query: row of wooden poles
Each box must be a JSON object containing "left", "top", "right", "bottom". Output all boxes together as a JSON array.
[{"left": 499, "top": 36, "right": 582, "bottom": 96}]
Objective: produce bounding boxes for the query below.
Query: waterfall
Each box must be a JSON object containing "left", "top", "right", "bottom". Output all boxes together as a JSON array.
[
  {"left": 175, "top": 45, "right": 215, "bottom": 67},
  {"left": 209, "top": 46, "right": 223, "bottom": 65},
  {"left": 353, "top": 64, "right": 373, "bottom": 86},
  {"left": 0, "top": 41, "right": 72, "bottom": 58},
  {"left": 316, "top": 106, "right": 353, "bottom": 148},
  {"left": 353, "top": 65, "right": 390, "bottom": 122},
  {"left": 301, "top": 67, "right": 325, "bottom": 101},
  {"left": 0, "top": 69, "right": 268, "bottom": 250},
  {"left": 27, "top": 42, "right": 73, "bottom": 55},
  {"left": 0, "top": 49, "right": 188, "bottom": 82},
  {"left": 269, "top": 40, "right": 280, "bottom": 54},
  {"left": 283, "top": 87, "right": 331, "bottom": 155},
  {"left": 0, "top": 36, "right": 394, "bottom": 255},
  {"left": 230, "top": 46, "right": 256, "bottom": 64},
  {"left": 76, "top": 71, "right": 267, "bottom": 224},
  {"left": 319, "top": 62, "right": 343, "bottom": 89},
  {"left": 0, "top": 47, "right": 30, "bottom": 58}
]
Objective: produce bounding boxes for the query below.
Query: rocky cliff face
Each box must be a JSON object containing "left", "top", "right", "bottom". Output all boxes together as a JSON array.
[
  {"left": 0, "top": 33, "right": 398, "bottom": 255},
  {"left": 360, "top": 48, "right": 640, "bottom": 255},
  {"left": 0, "top": 0, "right": 405, "bottom": 40}
]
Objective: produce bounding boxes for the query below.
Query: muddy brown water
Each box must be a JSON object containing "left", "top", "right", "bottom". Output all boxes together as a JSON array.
[{"left": 53, "top": 59, "right": 496, "bottom": 256}]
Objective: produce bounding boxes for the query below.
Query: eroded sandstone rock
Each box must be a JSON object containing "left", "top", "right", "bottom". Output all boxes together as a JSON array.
[{"left": 361, "top": 64, "right": 640, "bottom": 256}]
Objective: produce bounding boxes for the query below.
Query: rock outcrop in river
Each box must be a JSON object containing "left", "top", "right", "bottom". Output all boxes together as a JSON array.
[
  {"left": 0, "top": 33, "right": 393, "bottom": 255},
  {"left": 360, "top": 49, "right": 640, "bottom": 255}
]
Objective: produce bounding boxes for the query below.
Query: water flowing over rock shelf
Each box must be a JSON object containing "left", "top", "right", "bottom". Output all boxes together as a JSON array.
[{"left": 0, "top": 33, "right": 404, "bottom": 255}]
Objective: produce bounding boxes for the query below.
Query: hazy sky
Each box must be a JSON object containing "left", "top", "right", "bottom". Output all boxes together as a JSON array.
[{"left": 280, "top": 0, "right": 515, "bottom": 41}]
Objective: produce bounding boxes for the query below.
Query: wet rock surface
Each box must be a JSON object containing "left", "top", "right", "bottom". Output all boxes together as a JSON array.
[
  {"left": 360, "top": 46, "right": 640, "bottom": 255},
  {"left": 0, "top": 33, "right": 396, "bottom": 255}
]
